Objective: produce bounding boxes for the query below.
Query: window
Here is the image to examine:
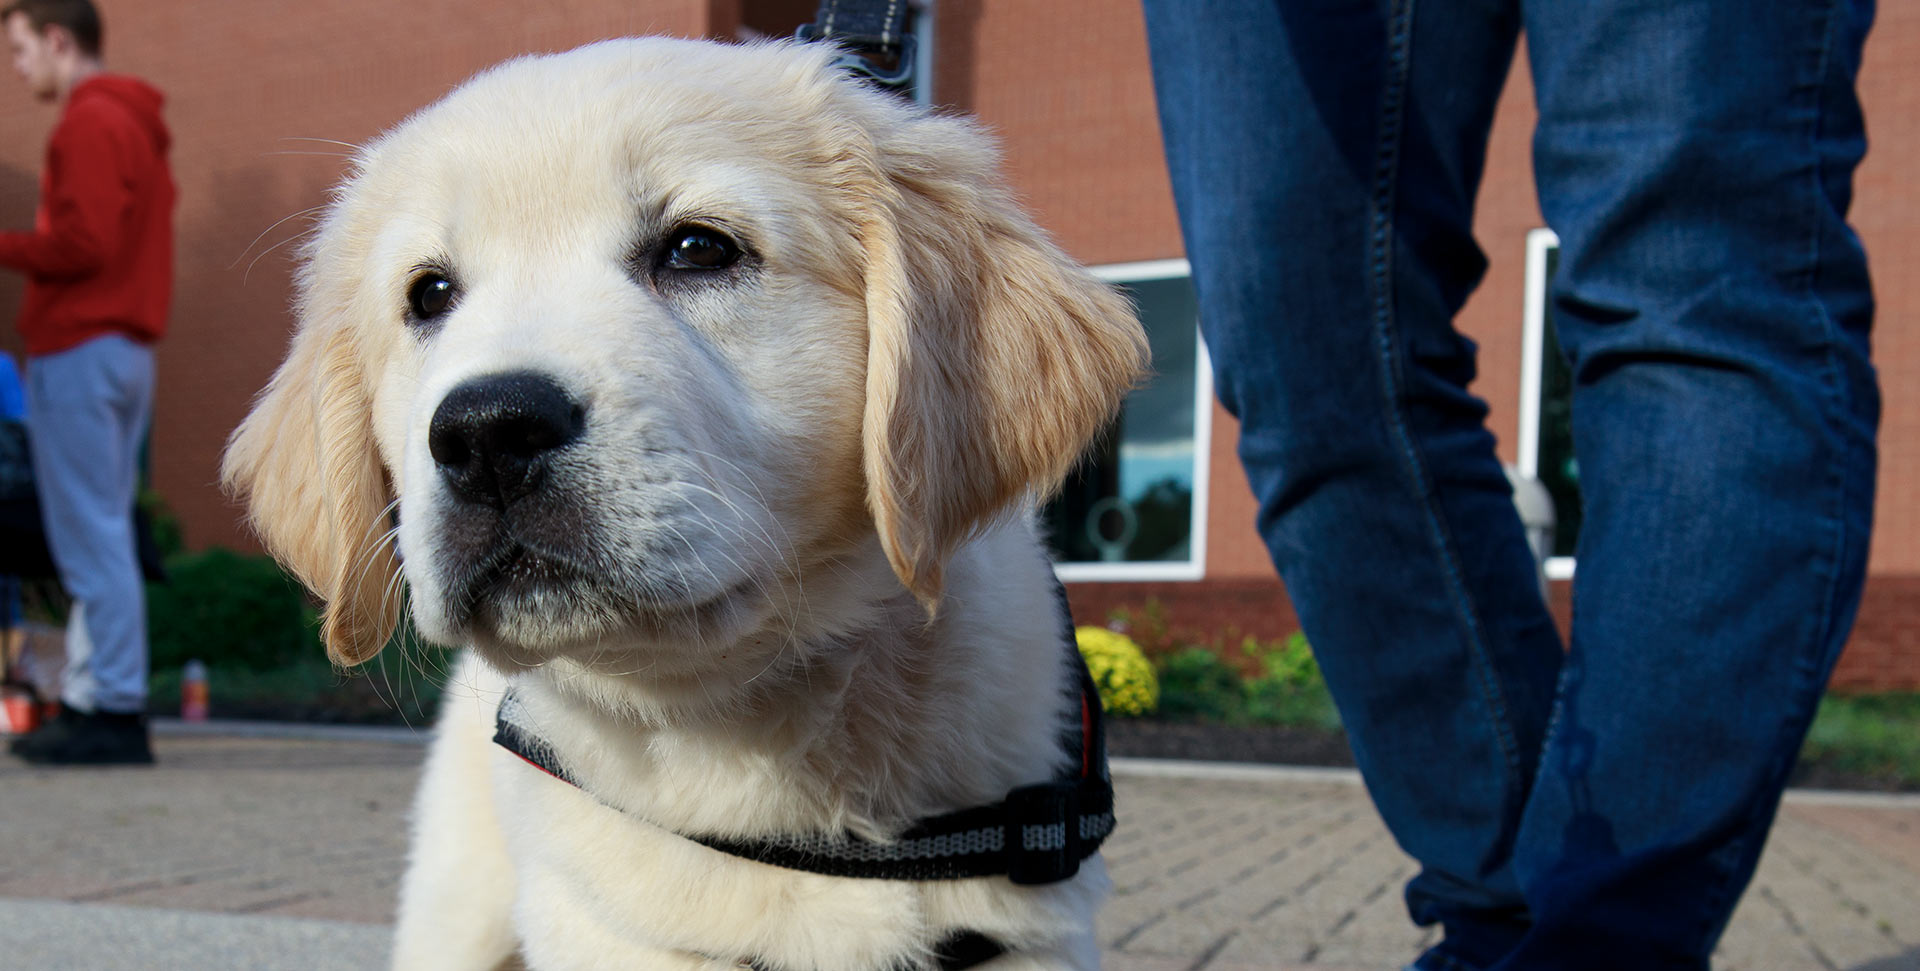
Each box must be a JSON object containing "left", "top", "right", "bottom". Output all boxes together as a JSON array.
[
  {"left": 1046, "top": 260, "right": 1212, "bottom": 582},
  {"left": 1518, "top": 229, "right": 1579, "bottom": 580}
]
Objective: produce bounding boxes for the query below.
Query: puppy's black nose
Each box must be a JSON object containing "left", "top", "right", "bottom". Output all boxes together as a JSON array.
[{"left": 429, "top": 372, "right": 585, "bottom": 508}]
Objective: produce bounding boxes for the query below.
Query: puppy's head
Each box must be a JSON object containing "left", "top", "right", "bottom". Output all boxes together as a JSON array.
[{"left": 223, "top": 38, "right": 1147, "bottom": 670}]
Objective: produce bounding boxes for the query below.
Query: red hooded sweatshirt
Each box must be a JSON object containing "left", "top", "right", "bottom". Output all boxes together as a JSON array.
[{"left": 0, "top": 74, "right": 175, "bottom": 356}]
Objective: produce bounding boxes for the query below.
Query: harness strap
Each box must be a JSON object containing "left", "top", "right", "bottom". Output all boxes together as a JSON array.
[
  {"left": 492, "top": 656, "right": 1114, "bottom": 885},
  {"left": 490, "top": 580, "right": 1109, "bottom": 970}
]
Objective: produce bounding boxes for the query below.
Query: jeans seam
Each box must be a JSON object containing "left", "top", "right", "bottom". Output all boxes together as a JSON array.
[{"left": 1367, "top": 0, "right": 1525, "bottom": 784}]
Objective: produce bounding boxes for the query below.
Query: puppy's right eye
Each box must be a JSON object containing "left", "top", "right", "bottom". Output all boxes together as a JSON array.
[
  {"left": 660, "top": 226, "right": 742, "bottom": 273},
  {"left": 408, "top": 273, "right": 457, "bottom": 321}
]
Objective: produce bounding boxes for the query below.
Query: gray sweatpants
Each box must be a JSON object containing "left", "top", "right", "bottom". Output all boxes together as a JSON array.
[{"left": 26, "top": 335, "right": 154, "bottom": 714}]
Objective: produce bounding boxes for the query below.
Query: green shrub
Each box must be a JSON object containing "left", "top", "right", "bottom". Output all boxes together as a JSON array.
[
  {"left": 1146, "top": 631, "right": 1344, "bottom": 730},
  {"left": 1247, "top": 631, "right": 1318, "bottom": 686},
  {"left": 1242, "top": 631, "right": 1341, "bottom": 730},
  {"left": 1155, "top": 647, "right": 1246, "bottom": 722},
  {"left": 146, "top": 548, "right": 322, "bottom": 673},
  {"left": 1801, "top": 693, "right": 1920, "bottom": 788},
  {"left": 1076, "top": 626, "right": 1159, "bottom": 716}
]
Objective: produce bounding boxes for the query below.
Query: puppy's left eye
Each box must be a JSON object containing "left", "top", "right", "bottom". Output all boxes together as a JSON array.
[
  {"left": 660, "top": 226, "right": 741, "bottom": 272},
  {"left": 408, "top": 273, "right": 457, "bottom": 321}
]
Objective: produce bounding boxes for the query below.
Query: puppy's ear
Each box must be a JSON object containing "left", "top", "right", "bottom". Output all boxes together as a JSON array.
[
  {"left": 222, "top": 319, "right": 400, "bottom": 666},
  {"left": 856, "top": 109, "right": 1149, "bottom": 610}
]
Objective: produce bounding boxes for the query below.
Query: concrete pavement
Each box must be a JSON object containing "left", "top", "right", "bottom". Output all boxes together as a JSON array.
[{"left": 1, "top": 724, "right": 1915, "bottom": 970}]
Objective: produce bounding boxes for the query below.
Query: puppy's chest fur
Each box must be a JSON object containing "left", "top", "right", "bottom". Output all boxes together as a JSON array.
[{"left": 455, "top": 575, "right": 1102, "bottom": 968}]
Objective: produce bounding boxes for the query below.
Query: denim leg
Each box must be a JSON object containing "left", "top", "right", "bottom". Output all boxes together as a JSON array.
[
  {"left": 1496, "top": 2, "right": 1880, "bottom": 967},
  {"left": 25, "top": 336, "right": 155, "bottom": 714},
  {"left": 1143, "top": 2, "right": 1563, "bottom": 965}
]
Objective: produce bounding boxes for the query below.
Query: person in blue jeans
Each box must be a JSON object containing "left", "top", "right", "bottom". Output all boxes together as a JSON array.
[{"left": 1141, "top": 2, "right": 1877, "bottom": 968}]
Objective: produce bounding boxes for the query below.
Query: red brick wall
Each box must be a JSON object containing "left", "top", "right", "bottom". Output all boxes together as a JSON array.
[
  {"left": 930, "top": 1, "right": 1180, "bottom": 268},
  {"left": 1065, "top": 578, "right": 1301, "bottom": 650},
  {"left": 1856, "top": 10, "right": 1920, "bottom": 577},
  {"left": 0, "top": 2, "right": 1912, "bottom": 687},
  {"left": 1832, "top": 578, "right": 1920, "bottom": 692}
]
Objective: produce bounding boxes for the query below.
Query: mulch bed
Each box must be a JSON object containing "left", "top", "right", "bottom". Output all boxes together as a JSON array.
[{"left": 1106, "top": 719, "right": 1356, "bottom": 768}]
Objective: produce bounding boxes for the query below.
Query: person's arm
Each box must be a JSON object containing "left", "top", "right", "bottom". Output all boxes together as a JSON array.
[{"left": 0, "top": 102, "right": 135, "bottom": 280}]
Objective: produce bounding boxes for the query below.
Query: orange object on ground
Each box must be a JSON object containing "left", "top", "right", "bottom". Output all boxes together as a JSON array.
[
  {"left": 1, "top": 685, "right": 40, "bottom": 735},
  {"left": 181, "top": 659, "right": 208, "bottom": 722}
]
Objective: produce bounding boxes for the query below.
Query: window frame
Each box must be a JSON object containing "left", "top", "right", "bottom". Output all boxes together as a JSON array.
[
  {"left": 1518, "top": 228, "right": 1576, "bottom": 581},
  {"left": 1050, "top": 258, "right": 1214, "bottom": 583},
  {"left": 910, "top": 4, "right": 934, "bottom": 107}
]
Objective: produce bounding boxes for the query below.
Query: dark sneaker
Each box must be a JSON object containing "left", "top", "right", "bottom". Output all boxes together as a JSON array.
[
  {"left": 6, "top": 700, "right": 81, "bottom": 756},
  {"left": 9, "top": 703, "right": 154, "bottom": 765}
]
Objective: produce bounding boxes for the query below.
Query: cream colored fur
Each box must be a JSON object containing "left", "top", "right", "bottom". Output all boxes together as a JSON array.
[{"left": 223, "top": 37, "right": 1147, "bottom": 971}]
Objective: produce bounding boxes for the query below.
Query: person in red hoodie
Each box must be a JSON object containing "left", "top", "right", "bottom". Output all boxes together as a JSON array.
[{"left": 0, "top": 0, "right": 171, "bottom": 764}]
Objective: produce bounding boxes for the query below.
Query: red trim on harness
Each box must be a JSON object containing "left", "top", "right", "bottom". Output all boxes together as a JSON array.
[{"left": 506, "top": 746, "right": 566, "bottom": 782}]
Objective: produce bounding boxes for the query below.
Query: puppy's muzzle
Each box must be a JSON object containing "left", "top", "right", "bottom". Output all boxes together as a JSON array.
[{"left": 429, "top": 371, "right": 586, "bottom": 509}]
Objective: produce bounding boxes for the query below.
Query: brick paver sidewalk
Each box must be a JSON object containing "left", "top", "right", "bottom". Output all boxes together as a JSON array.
[{"left": 1, "top": 730, "right": 1916, "bottom": 970}]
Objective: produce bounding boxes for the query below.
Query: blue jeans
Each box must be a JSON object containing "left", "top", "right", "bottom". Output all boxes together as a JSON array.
[
  {"left": 1143, "top": 2, "right": 1878, "bottom": 968},
  {"left": 26, "top": 336, "right": 155, "bottom": 714}
]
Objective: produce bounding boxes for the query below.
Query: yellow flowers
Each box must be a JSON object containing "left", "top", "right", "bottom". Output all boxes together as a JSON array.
[{"left": 1076, "top": 626, "right": 1160, "bottom": 717}]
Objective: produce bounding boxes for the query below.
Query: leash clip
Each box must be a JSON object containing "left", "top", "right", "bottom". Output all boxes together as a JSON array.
[{"left": 796, "top": 23, "right": 917, "bottom": 89}]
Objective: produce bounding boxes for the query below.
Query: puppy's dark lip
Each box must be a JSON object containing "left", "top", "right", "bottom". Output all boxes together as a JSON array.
[
  {"left": 459, "top": 542, "right": 582, "bottom": 605},
  {"left": 448, "top": 536, "right": 756, "bottom": 633}
]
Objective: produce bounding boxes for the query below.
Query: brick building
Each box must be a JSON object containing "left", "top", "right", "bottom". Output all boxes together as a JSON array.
[{"left": 0, "top": 1, "right": 1913, "bottom": 688}]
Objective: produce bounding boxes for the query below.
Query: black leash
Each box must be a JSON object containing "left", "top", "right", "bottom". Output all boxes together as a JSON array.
[{"left": 796, "top": 0, "right": 917, "bottom": 89}]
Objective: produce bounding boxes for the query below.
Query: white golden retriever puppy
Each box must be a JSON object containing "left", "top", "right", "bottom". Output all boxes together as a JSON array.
[{"left": 224, "top": 37, "right": 1147, "bottom": 971}]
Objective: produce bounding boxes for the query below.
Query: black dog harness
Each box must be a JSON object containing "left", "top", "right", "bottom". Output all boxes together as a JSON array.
[{"left": 492, "top": 605, "right": 1114, "bottom": 971}]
